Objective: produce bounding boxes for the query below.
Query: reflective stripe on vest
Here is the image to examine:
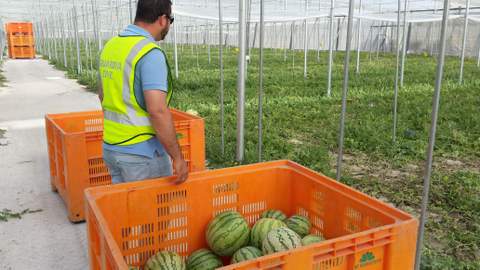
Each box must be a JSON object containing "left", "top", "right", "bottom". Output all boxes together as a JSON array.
[{"left": 100, "top": 36, "right": 173, "bottom": 145}]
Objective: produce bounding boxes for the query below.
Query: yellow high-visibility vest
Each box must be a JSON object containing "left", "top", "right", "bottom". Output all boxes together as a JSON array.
[{"left": 99, "top": 35, "right": 173, "bottom": 146}]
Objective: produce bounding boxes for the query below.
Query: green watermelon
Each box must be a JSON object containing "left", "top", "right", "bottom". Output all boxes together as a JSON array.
[
  {"left": 231, "top": 246, "right": 263, "bottom": 264},
  {"left": 206, "top": 211, "right": 250, "bottom": 256},
  {"left": 301, "top": 234, "right": 325, "bottom": 245},
  {"left": 260, "top": 209, "right": 287, "bottom": 222},
  {"left": 145, "top": 251, "right": 185, "bottom": 270},
  {"left": 186, "top": 249, "right": 222, "bottom": 270},
  {"left": 285, "top": 215, "right": 311, "bottom": 237},
  {"left": 262, "top": 227, "right": 302, "bottom": 254},
  {"left": 250, "top": 218, "right": 287, "bottom": 248}
]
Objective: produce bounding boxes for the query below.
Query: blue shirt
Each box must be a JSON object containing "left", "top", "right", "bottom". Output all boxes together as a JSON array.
[{"left": 103, "top": 25, "right": 168, "bottom": 158}]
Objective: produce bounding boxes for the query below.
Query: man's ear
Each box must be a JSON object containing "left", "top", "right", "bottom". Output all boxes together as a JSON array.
[{"left": 157, "top": 15, "right": 166, "bottom": 27}]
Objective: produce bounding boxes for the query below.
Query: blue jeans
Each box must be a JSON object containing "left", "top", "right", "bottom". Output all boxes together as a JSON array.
[{"left": 103, "top": 149, "right": 173, "bottom": 184}]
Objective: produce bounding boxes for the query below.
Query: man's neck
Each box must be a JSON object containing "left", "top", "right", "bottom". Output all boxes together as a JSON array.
[{"left": 134, "top": 22, "right": 156, "bottom": 39}]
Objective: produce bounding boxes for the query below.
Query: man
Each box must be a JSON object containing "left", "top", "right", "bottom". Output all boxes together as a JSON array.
[{"left": 98, "top": 0, "right": 188, "bottom": 184}]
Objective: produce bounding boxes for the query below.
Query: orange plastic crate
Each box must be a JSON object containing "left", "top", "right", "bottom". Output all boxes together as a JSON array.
[
  {"left": 45, "top": 109, "right": 205, "bottom": 222},
  {"left": 85, "top": 160, "right": 418, "bottom": 270},
  {"left": 6, "top": 22, "right": 33, "bottom": 34},
  {"left": 8, "top": 45, "right": 35, "bottom": 59},
  {"left": 8, "top": 33, "right": 35, "bottom": 47}
]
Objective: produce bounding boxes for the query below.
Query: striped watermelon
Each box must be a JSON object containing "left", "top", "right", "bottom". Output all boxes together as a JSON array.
[
  {"left": 250, "top": 218, "right": 287, "bottom": 248},
  {"left": 231, "top": 246, "right": 263, "bottom": 264},
  {"left": 262, "top": 227, "right": 302, "bottom": 254},
  {"left": 285, "top": 215, "right": 311, "bottom": 237},
  {"left": 301, "top": 234, "right": 325, "bottom": 245},
  {"left": 186, "top": 249, "right": 222, "bottom": 270},
  {"left": 206, "top": 211, "right": 250, "bottom": 256},
  {"left": 145, "top": 251, "right": 185, "bottom": 270},
  {"left": 260, "top": 209, "right": 287, "bottom": 222}
]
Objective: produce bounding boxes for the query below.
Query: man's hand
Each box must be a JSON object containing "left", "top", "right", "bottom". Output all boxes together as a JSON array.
[
  {"left": 144, "top": 90, "right": 188, "bottom": 184},
  {"left": 173, "top": 158, "right": 188, "bottom": 184}
]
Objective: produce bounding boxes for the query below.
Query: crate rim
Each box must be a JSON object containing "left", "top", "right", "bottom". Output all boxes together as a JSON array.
[
  {"left": 45, "top": 108, "right": 202, "bottom": 136},
  {"left": 85, "top": 160, "right": 417, "bottom": 269}
]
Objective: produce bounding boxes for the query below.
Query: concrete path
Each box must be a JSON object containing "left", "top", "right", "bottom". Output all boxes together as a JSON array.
[{"left": 0, "top": 59, "right": 100, "bottom": 270}]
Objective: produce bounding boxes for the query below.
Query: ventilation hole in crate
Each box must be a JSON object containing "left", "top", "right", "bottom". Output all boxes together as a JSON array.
[
  {"left": 159, "top": 229, "right": 188, "bottom": 242},
  {"left": 213, "top": 207, "right": 237, "bottom": 217},
  {"left": 313, "top": 256, "right": 345, "bottom": 270},
  {"left": 367, "top": 217, "right": 383, "bottom": 229},
  {"left": 242, "top": 201, "right": 266, "bottom": 214},
  {"left": 164, "top": 242, "right": 188, "bottom": 254},
  {"left": 157, "top": 190, "right": 187, "bottom": 204},
  {"left": 345, "top": 221, "right": 360, "bottom": 233},
  {"left": 122, "top": 236, "right": 155, "bottom": 251},
  {"left": 312, "top": 190, "right": 325, "bottom": 215},
  {"left": 297, "top": 207, "right": 309, "bottom": 218},
  {"left": 212, "top": 193, "right": 237, "bottom": 207},
  {"left": 88, "top": 158, "right": 109, "bottom": 174},
  {"left": 157, "top": 203, "right": 187, "bottom": 217},
  {"left": 89, "top": 175, "right": 112, "bottom": 185},
  {"left": 122, "top": 223, "right": 154, "bottom": 238},
  {"left": 85, "top": 118, "right": 103, "bottom": 132},
  {"left": 213, "top": 182, "right": 238, "bottom": 194},
  {"left": 346, "top": 207, "right": 361, "bottom": 221},
  {"left": 157, "top": 216, "right": 187, "bottom": 231},
  {"left": 312, "top": 215, "right": 324, "bottom": 231},
  {"left": 244, "top": 214, "right": 261, "bottom": 225}
]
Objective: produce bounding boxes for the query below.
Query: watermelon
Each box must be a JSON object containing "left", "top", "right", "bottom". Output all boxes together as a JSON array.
[
  {"left": 262, "top": 227, "right": 302, "bottom": 254},
  {"left": 145, "top": 250, "right": 185, "bottom": 270},
  {"left": 285, "top": 215, "right": 311, "bottom": 237},
  {"left": 250, "top": 218, "right": 287, "bottom": 248},
  {"left": 231, "top": 246, "right": 263, "bottom": 264},
  {"left": 206, "top": 211, "right": 250, "bottom": 256},
  {"left": 186, "top": 249, "right": 222, "bottom": 270},
  {"left": 260, "top": 209, "right": 287, "bottom": 222},
  {"left": 301, "top": 234, "right": 324, "bottom": 245}
]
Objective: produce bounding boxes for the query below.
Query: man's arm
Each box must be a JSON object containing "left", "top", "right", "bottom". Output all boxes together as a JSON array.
[{"left": 144, "top": 90, "right": 188, "bottom": 183}]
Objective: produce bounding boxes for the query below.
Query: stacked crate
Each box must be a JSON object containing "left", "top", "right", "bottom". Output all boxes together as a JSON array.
[{"left": 6, "top": 22, "right": 35, "bottom": 59}]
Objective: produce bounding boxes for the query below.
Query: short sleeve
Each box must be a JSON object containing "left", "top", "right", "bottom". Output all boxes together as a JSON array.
[{"left": 138, "top": 49, "right": 168, "bottom": 92}]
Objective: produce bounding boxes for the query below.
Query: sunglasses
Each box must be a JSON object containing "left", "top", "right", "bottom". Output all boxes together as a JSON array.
[{"left": 164, "top": 14, "right": 174, "bottom": 24}]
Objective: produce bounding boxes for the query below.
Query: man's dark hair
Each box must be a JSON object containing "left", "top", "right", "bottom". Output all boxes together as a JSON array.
[{"left": 135, "top": 0, "right": 172, "bottom": 23}]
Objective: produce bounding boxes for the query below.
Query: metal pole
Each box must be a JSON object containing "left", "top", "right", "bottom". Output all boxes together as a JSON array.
[
  {"left": 283, "top": 23, "right": 288, "bottom": 62},
  {"left": 392, "top": 0, "right": 402, "bottom": 143},
  {"left": 327, "top": 0, "right": 335, "bottom": 97},
  {"left": 355, "top": 0, "right": 362, "bottom": 74},
  {"left": 172, "top": 0, "right": 179, "bottom": 78},
  {"left": 477, "top": 39, "right": 480, "bottom": 67},
  {"left": 82, "top": 5, "right": 90, "bottom": 71},
  {"left": 258, "top": 0, "right": 265, "bottom": 161},
  {"left": 414, "top": 0, "right": 450, "bottom": 269},
  {"left": 73, "top": 7, "right": 82, "bottom": 74},
  {"left": 459, "top": 0, "right": 470, "bottom": 84},
  {"left": 316, "top": 18, "right": 321, "bottom": 63},
  {"left": 236, "top": 0, "right": 247, "bottom": 162},
  {"left": 207, "top": 23, "right": 211, "bottom": 65},
  {"left": 303, "top": 0, "right": 309, "bottom": 79},
  {"left": 400, "top": 0, "right": 409, "bottom": 87},
  {"left": 336, "top": 0, "right": 356, "bottom": 181},
  {"left": 53, "top": 13, "right": 59, "bottom": 62},
  {"left": 129, "top": 0, "right": 133, "bottom": 23},
  {"left": 218, "top": 0, "right": 225, "bottom": 156},
  {"left": 45, "top": 19, "right": 51, "bottom": 59},
  {"left": 62, "top": 16, "right": 68, "bottom": 68}
]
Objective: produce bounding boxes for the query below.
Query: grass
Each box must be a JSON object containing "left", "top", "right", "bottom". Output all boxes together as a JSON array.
[
  {"left": 41, "top": 41, "right": 480, "bottom": 269},
  {"left": 0, "top": 58, "right": 6, "bottom": 87}
]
